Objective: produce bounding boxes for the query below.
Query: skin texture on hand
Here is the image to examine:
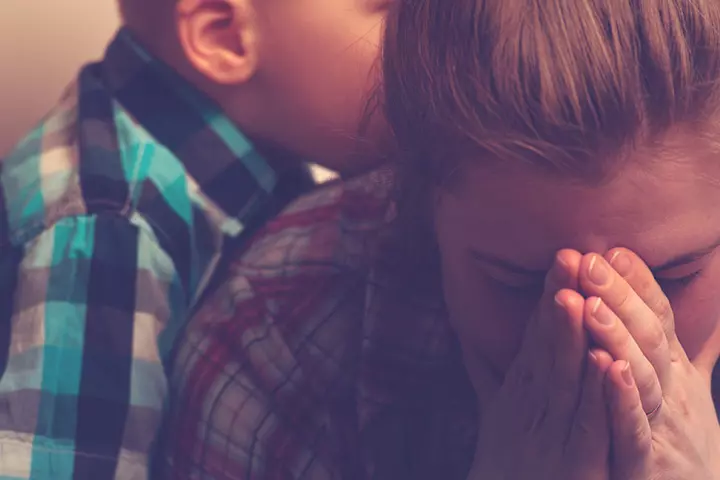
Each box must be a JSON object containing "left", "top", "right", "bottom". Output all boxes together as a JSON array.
[
  {"left": 579, "top": 248, "right": 720, "bottom": 480},
  {"left": 466, "top": 247, "right": 719, "bottom": 480},
  {"left": 466, "top": 250, "right": 613, "bottom": 480}
]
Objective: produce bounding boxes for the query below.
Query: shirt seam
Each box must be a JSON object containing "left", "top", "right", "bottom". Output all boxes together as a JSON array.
[
  {"left": 0, "top": 436, "right": 145, "bottom": 464},
  {"left": 1, "top": 198, "right": 133, "bottom": 250}
]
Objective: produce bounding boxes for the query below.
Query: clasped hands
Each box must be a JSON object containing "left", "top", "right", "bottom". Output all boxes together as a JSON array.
[{"left": 470, "top": 248, "right": 720, "bottom": 480}]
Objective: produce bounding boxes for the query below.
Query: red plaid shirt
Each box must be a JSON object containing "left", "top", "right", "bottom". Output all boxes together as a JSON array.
[{"left": 162, "top": 169, "right": 720, "bottom": 480}]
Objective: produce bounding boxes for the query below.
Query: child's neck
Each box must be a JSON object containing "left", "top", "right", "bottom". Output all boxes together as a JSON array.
[{"left": 250, "top": 138, "right": 311, "bottom": 175}]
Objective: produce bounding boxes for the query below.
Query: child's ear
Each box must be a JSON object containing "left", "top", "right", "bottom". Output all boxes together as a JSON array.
[{"left": 175, "top": 0, "right": 259, "bottom": 85}]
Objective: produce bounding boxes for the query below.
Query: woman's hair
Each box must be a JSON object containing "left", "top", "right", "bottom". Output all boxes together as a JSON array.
[
  {"left": 383, "top": 0, "right": 720, "bottom": 182},
  {"left": 374, "top": 0, "right": 720, "bottom": 300}
]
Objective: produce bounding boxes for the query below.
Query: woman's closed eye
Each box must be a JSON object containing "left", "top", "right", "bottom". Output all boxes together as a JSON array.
[
  {"left": 652, "top": 255, "right": 710, "bottom": 290},
  {"left": 487, "top": 264, "right": 705, "bottom": 292},
  {"left": 656, "top": 269, "right": 703, "bottom": 289},
  {"left": 483, "top": 270, "right": 546, "bottom": 292},
  {"left": 470, "top": 251, "right": 547, "bottom": 292},
  {"left": 650, "top": 246, "right": 717, "bottom": 291}
]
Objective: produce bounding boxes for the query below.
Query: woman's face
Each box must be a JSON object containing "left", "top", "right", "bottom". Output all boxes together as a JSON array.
[{"left": 434, "top": 142, "right": 720, "bottom": 375}]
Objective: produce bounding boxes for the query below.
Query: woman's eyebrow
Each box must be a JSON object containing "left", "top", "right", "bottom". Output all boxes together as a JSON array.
[{"left": 650, "top": 239, "right": 720, "bottom": 273}]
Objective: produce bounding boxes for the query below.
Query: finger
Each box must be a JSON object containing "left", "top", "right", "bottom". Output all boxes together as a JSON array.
[
  {"left": 505, "top": 289, "right": 586, "bottom": 435},
  {"left": 604, "top": 361, "right": 653, "bottom": 478},
  {"left": 606, "top": 248, "right": 682, "bottom": 352},
  {"left": 584, "top": 297, "right": 663, "bottom": 416},
  {"left": 589, "top": 348, "right": 615, "bottom": 371},
  {"left": 579, "top": 253, "right": 672, "bottom": 385},
  {"left": 515, "top": 250, "right": 583, "bottom": 367},
  {"left": 507, "top": 252, "right": 585, "bottom": 433},
  {"left": 549, "top": 288, "right": 588, "bottom": 383},
  {"left": 540, "top": 251, "right": 586, "bottom": 395},
  {"left": 541, "top": 289, "right": 589, "bottom": 432},
  {"left": 566, "top": 349, "right": 614, "bottom": 469},
  {"left": 555, "top": 248, "right": 582, "bottom": 291}
]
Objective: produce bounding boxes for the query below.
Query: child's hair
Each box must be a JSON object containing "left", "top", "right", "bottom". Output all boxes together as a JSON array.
[
  {"left": 118, "top": 0, "right": 170, "bottom": 29},
  {"left": 383, "top": 0, "right": 720, "bottom": 183},
  {"left": 117, "top": 0, "right": 138, "bottom": 21}
]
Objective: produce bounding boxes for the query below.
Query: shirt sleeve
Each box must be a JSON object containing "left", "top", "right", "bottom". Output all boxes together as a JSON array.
[
  {"left": 0, "top": 213, "right": 187, "bottom": 479},
  {"left": 162, "top": 271, "right": 360, "bottom": 480}
]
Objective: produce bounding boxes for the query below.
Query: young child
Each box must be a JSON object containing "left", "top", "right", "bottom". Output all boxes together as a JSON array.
[
  {"left": 167, "top": 0, "right": 720, "bottom": 478},
  {"left": 0, "top": 0, "right": 389, "bottom": 477}
]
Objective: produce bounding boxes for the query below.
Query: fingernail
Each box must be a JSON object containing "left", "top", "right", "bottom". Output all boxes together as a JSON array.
[
  {"left": 555, "top": 251, "right": 570, "bottom": 268},
  {"left": 554, "top": 291, "right": 565, "bottom": 307},
  {"left": 621, "top": 362, "right": 634, "bottom": 387},
  {"left": 591, "top": 298, "right": 614, "bottom": 326},
  {"left": 588, "top": 255, "right": 610, "bottom": 286},
  {"left": 609, "top": 251, "right": 632, "bottom": 277},
  {"left": 588, "top": 350, "right": 598, "bottom": 363}
]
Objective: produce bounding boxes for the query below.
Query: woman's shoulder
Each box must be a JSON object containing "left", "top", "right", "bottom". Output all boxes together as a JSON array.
[
  {"left": 182, "top": 168, "right": 397, "bottom": 390},
  {"left": 172, "top": 167, "right": 475, "bottom": 479}
]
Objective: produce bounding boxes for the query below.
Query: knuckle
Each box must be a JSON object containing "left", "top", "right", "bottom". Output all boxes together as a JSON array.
[
  {"left": 642, "top": 324, "right": 668, "bottom": 354},
  {"left": 636, "top": 370, "right": 660, "bottom": 399},
  {"left": 524, "top": 398, "right": 551, "bottom": 432},
  {"left": 572, "top": 417, "right": 594, "bottom": 438},
  {"left": 549, "top": 375, "right": 581, "bottom": 407},
  {"left": 554, "top": 383, "right": 579, "bottom": 408},
  {"left": 651, "top": 296, "right": 675, "bottom": 328},
  {"left": 507, "top": 361, "right": 537, "bottom": 390},
  {"left": 613, "top": 282, "right": 633, "bottom": 310},
  {"left": 616, "top": 330, "right": 635, "bottom": 353},
  {"left": 635, "top": 273, "right": 655, "bottom": 295},
  {"left": 629, "top": 422, "right": 653, "bottom": 452}
]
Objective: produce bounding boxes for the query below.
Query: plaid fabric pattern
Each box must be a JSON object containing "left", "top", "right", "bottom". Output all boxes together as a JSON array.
[
  {"left": 0, "top": 29, "right": 312, "bottom": 479},
  {"left": 165, "top": 168, "right": 720, "bottom": 480},
  {"left": 163, "top": 169, "right": 479, "bottom": 479}
]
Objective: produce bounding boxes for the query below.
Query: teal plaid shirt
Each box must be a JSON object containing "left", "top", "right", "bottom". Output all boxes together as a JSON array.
[{"left": 0, "top": 29, "right": 313, "bottom": 479}]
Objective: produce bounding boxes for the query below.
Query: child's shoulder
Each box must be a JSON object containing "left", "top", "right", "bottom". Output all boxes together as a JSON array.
[
  {"left": 235, "top": 168, "right": 396, "bottom": 278},
  {"left": 0, "top": 82, "right": 84, "bottom": 247}
]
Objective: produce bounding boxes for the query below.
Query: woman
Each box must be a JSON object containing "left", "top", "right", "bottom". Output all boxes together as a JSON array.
[{"left": 164, "top": 0, "right": 720, "bottom": 478}]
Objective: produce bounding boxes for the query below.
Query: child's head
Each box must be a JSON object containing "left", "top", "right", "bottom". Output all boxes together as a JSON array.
[
  {"left": 119, "top": 0, "right": 391, "bottom": 173},
  {"left": 384, "top": 0, "right": 720, "bottom": 373}
]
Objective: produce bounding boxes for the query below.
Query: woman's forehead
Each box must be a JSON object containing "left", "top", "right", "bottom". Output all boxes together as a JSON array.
[{"left": 436, "top": 159, "right": 720, "bottom": 268}]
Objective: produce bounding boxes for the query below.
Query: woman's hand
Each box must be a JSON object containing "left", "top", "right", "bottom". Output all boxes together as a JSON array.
[
  {"left": 466, "top": 250, "right": 612, "bottom": 480},
  {"left": 579, "top": 249, "right": 720, "bottom": 480}
]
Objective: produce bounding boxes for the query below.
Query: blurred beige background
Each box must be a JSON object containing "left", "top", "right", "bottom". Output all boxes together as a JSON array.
[
  {"left": 0, "top": 1, "right": 120, "bottom": 155},
  {"left": 0, "top": 2, "right": 337, "bottom": 182}
]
